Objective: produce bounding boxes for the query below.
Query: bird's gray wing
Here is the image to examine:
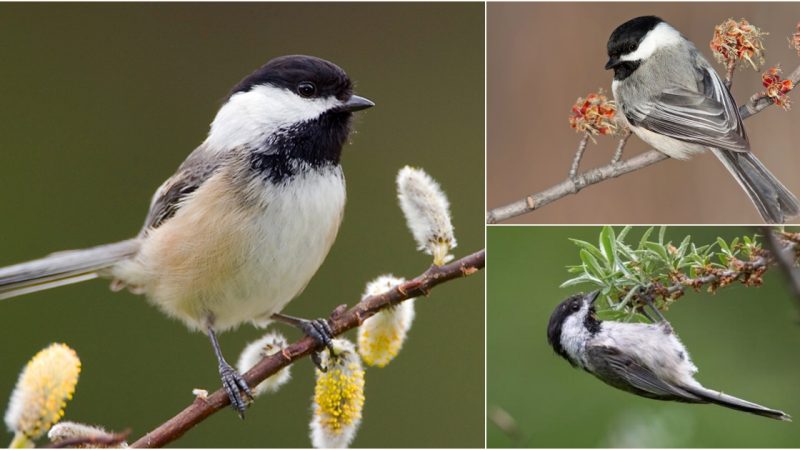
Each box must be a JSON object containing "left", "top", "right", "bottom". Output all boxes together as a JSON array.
[
  {"left": 623, "top": 66, "right": 749, "bottom": 153},
  {"left": 142, "top": 145, "right": 222, "bottom": 231},
  {"left": 586, "top": 345, "right": 703, "bottom": 402}
]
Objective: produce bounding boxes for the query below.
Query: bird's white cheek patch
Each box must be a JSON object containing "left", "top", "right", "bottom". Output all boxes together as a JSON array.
[
  {"left": 205, "top": 85, "right": 341, "bottom": 152},
  {"left": 620, "top": 22, "right": 683, "bottom": 62}
]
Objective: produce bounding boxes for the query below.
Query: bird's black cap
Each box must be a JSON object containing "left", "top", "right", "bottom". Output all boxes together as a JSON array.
[
  {"left": 606, "top": 16, "right": 664, "bottom": 63},
  {"left": 228, "top": 55, "right": 354, "bottom": 101}
]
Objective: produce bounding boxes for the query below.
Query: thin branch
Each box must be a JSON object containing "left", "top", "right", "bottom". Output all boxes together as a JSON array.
[
  {"left": 740, "top": 63, "right": 800, "bottom": 118},
  {"left": 656, "top": 239, "right": 797, "bottom": 299},
  {"left": 610, "top": 128, "right": 631, "bottom": 165},
  {"left": 487, "top": 150, "right": 668, "bottom": 223},
  {"left": 129, "top": 249, "right": 485, "bottom": 448},
  {"left": 760, "top": 227, "right": 800, "bottom": 303},
  {"left": 663, "top": 255, "right": 769, "bottom": 297},
  {"left": 724, "top": 58, "right": 736, "bottom": 89},
  {"left": 568, "top": 134, "right": 589, "bottom": 179},
  {"left": 487, "top": 61, "right": 800, "bottom": 224}
]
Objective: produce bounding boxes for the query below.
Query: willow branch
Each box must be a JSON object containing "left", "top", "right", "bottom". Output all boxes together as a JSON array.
[
  {"left": 487, "top": 61, "right": 800, "bottom": 224},
  {"left": 129, "top": 249, "right": 485, "bottom": 448},
  {"left": 760, "top": 227, "right": 800, "bottom": 303},
  {"left": 650, "top": 240, "right": 798, "bottom": 301}
]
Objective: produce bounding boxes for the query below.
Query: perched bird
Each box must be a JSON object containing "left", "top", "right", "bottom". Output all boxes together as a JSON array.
[
  {"left": 606, "top": 16, "right": 800, "bottom": 223},
  {"left": 0, "top": 55, "right": 374, "bottom": 415},
  {"left": 547, "top": 290, "right": 791, "bottom": 420}
]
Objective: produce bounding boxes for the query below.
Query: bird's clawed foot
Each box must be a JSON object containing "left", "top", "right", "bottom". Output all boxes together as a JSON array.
[
  {"left": 272, "top": 313, "right": 335, "bottom": 371},
  {"left": 219, "top": 361, "right": 253, "bottom": 418}
]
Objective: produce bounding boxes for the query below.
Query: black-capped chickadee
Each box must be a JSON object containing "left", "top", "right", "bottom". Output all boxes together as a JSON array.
[
  {"left": 0, "top": 55, "right": 374, "bottom": 415},
  {"left": 547, "top": 291, "right": 791, "bottom": 420},
  {"left": 606, "top": 16, "right": 800, "bottom": 224}
]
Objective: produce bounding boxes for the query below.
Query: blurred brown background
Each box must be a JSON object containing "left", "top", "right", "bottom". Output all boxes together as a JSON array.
[{"left": 488, "top": 2, "right": 800, "bottom": 224}]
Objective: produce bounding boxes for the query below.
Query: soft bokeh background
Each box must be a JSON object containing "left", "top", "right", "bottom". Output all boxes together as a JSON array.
[
  {"left": 487, "top": 3, "right": 800, "bottom": 224},
  {"left": 0, "top": 3, "right": 484, "bottom": 448},
  {"left": 487, "top": 226, "right": 800, "bottom": 447}
]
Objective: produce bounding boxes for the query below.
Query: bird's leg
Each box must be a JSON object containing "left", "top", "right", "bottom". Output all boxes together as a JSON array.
[
  {"left": 640, "top": 292, "right": 668, "bottom": 324},
  {"left": 271, "top": 313, "right": 334, "bottom": 371},
  {"left": 206, "top": 320, "right": 253, "bottom": 418}
]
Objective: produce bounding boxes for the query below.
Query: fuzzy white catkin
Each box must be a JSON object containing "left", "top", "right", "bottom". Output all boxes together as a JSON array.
[
  {"left": 310, "top": 339, "right": 365, "bottom": 449},
  {"left": 396, "top": 166, "right": 457, "bottom": 265},
  {"left": 357, "top": 275, "right": 416, "bottom": 367},
  {"left": 48, "top": 422, "right": 127, "bottom": 448},
  {"left": 236, "top": 332, "right": 291, "bottom": 397}
]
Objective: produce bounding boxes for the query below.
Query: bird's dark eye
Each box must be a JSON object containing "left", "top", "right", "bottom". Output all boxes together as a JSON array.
[
  {"left": 571, "top": 302, "right": 581, "bottom": 312},
  {"left": 297, "top": 81, "right": 317, "bottom": 98}
]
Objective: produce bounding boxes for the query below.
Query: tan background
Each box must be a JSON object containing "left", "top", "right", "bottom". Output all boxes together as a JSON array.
[{"left": 487, "top": 2, "right": 800, "bottom": 224}]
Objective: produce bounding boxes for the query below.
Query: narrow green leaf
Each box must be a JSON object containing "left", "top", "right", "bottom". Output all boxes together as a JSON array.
[
  {"left": 644, "top": 242, "right": 669, "bottom": 261},
  {"left": 716, "top": 237, "right": 730, "bottom": 254},
  {"left": 599, "top": 226, "right": 617, "bottom": 268},
  {"left": 560, "top": 274, "right": 601, "bottom": 288},
  {"left": 569, "top": 238, "right": 606, "bottom": 262},
  {"left": 638, "top": 227, "right": 655, "bottom": 250},
  {"left": 580, "top": 249, "right": 605, "bottom": 278},
  {"left": 617, "top": 226, "right": 632, "bottom": 243},
  {"left": 677, "top": 235, "right": 691, "bottom": 258}
]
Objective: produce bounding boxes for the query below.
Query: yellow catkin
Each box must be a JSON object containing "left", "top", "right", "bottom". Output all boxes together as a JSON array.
[
  {"left": 310, "top": 339, "right": 365, "bottom": 448},
  {"left": 4, "top": 343, "right": 81, "bottom": 440},
  {"left": 357, "top": 276, "right": 416, "bottom": 368}
]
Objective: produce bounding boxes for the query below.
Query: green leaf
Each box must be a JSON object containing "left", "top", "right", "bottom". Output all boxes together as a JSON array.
[
  {"left": 580, "top": 249, "right": 605, "bottom": 278},
  {"left": 566, "top": 265, "right": 585, "bottom": 274},
  {"left": 716, "top": 237, "right": 730, "bottom": 254},
  {"left": 644, "top": 242, "right": 669, "bottom": 261},
  {"left": 560, "top": 273, "right": 601, "bottom": 288},
  {"left": 617, "top": 226, "right": 632, "bottom": 243},
  {"left": 569, "top": 239, "right": 606, "bottom": 263},
  {"left": 638, "top": 227, "right": 655, "bottom": 250},
  {"left": 658, "top": 226, "right": 667, "bottom": 245},
  {"left": 599, "top": 226, "right": 617, "bottom": 268},
  {"left": 677, "top": 235, "right": 691, "bottom": 258}
]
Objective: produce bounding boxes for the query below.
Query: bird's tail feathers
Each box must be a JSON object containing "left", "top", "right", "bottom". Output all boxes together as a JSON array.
[
  {"left": 0, "top": 239, "right": 139, "bottom": 301},
  {"left": 711, "top": 149, "right": 800, "bottom": 224},
  {"left": 683, "top": 383, "right": 791, "bottom": 421}
]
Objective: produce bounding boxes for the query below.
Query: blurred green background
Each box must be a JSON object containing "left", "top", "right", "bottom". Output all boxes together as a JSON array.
[
  {"left": 488, "top": 226, "right": 800, "bottom": 447},
  {"left": 0, "top": 3, "right": 484, "bottom": 448}
]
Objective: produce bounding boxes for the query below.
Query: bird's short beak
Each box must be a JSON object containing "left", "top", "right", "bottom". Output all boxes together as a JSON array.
[
  {"left": 340, "top": 95, "right": 375, "bottom": 112},
  {"left": 587, "top": 290, "right": 601, "bottom": 304},
  {"left": 604, "top": 57, "right": 619, "bottom": 70}
]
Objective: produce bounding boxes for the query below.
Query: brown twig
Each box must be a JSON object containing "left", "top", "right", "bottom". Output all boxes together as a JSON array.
[
  {"left": 568, "top": 134, "right": 590, "bottom": 179},
  {"left": 660, "top": 238, "right": 797, "bottom": 299},
  {"left": 487, "top": 150, "right": 668, "bottom": 223},
  {"left": 610, "top": 128, "right": 631, "bottom": 165},
  {"left": 724, "top": 58, "right": 737, "bottom": 89},
  {"left": 487, "top": 61, "right": 800, "bottom": 224},
  {"left": 664, "top": 256, "right": 769, "bottom": 297},
  {"left": 740, "top": 63, "right": 800, "bottom": 118},
  {"left": 760, "top": 227, "right": 800, "bottom": 303},
  {"left": 129, "top": 249, "right": 485, "bottom": 448}
]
